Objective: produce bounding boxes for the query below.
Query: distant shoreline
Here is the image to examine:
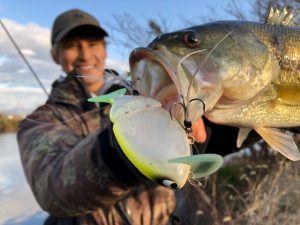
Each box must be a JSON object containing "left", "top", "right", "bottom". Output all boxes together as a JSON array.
[{"left": 0, "top": 114, "right": 23, "bottom": 133}]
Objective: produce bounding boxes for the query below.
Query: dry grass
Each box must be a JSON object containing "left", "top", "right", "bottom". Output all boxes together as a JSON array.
[
  {"left": 227, "top": 161, "right": 300, "bottom": 225},
  {"left": 202, "top": 134, "right": 300, "bottom": 225}
]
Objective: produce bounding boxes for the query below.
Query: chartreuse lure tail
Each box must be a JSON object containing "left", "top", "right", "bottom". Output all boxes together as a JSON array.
[
  {"left": 89, "top": 89, "right": 223, "bottom": 189},
  {"left": 88, "top": 88, "right": 127, "bottom": 104}
]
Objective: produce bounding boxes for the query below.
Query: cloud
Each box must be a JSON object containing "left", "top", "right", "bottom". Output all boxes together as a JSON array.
[
  {"left": 20, "top": 48, "right": 36, "bottom": 56},
  {"left": 0, "top": 19, "right": 129, "bottom": 115},
  {"left": 106, "top": 58, "right": 129, "bottom": 74},
  {"left": 0, "top": 19, "right": 61, "bottom": 88},
  {"left": 0, "top": 83, "right": 47, "bottom": 115}
]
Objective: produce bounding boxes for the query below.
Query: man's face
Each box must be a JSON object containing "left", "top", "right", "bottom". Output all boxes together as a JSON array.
[{"left": 57, "top": 36, "right": 107, "bottom": 93}]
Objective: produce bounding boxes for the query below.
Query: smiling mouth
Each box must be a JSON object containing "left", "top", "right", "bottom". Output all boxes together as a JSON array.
[
  {"left": 76, "top": 65, "right": 97, "bottom": 72},
  {"left": 79, "top": 65, "right": 94, "bottom": 69},
  {"left": 75, "top": 65, "right": 104, "bottom": 78}
]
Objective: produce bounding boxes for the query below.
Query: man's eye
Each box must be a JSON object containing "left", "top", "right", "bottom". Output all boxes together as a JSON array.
[
  {"left": 64, "top": 42, "right": 78, "bottom": 49},
  {"left": 69, "top": 43, "right": 78, "bottom": 48},
  {"left": 89, "top": 42, "right": 100, "bottom": 47}
]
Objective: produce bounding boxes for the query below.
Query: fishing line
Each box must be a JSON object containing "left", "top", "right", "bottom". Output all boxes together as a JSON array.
[
  {"left": 23, "top": 107, "right": 110, "bottom": 132},
  {"left": 191, "top": 142, "right": 201, "bottom": 154},
  {"left": 0, "top": 19, "right": 69, "bottom": 125},
  {"left": 185, "top": 30, "right": 233, "bottom": 117},
  {"left": 169, "top": 31, "right": 233, "bottom": 141},
  {"left": 76, "top": 53, "right": 134, "bottom": 93},
  {"left": 188, "top": 173, "right": 207, "bottom": 188},
  {"left": 76, "top": 72, "right": 134, "bottom": 93},
  {"left": 173, "top": 30, "right": 233, "bottom": 126},
  {"left": 175, "top": 49, "right": 207, "bottom": 126},
  {"left": 0, "top": 19, "right": 49, "bottom": 97},
  {"left": 23, "top": 108, "right": 98, "bottom": 125},
  {"left": 176, "top": 49, "right": 207, "bottom": 104}
]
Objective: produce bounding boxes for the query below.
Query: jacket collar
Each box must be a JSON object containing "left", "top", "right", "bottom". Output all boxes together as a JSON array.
[
  {"left": 48, "top": 72, "right": 94, "bottom": 110},
  {"left": 48, "top": 71, "right": 125, "bottom": 110}
]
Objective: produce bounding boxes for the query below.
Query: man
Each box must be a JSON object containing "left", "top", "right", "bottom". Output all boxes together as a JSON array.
[{"left": 17, "top": 9, "right": 216, "bottom": 225}]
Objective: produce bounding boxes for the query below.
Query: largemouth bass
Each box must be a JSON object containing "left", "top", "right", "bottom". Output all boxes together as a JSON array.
[{"left": 129, "top": 7, "right": 300, "bottom": 161}]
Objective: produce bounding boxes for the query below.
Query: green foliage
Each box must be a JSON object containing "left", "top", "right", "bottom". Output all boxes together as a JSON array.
[{"left": 0, "top": 114, "right": 23, "bottom": 133}]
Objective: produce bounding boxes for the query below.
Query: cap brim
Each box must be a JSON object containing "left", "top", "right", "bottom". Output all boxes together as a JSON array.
[{"left": 53, "top": 23, "right": 108, "bottom": 44}]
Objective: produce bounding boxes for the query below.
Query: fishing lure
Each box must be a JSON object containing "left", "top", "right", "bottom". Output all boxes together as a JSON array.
[{"left": 88, "top": 88, "right": 223, "bottom": 189}]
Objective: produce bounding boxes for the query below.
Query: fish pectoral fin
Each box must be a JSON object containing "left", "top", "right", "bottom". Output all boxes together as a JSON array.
[
  {"left": 273, "top": 83, "right": 300, "bottom": 106},
  {"left": 237, "top": 128, "right": 252, "bottom": 148},
  {"left": 168, "top": 154, "right": 223, "bottom": 178},
  {"left": 255, "top": 127, "right": 300, "bottom": 161}
]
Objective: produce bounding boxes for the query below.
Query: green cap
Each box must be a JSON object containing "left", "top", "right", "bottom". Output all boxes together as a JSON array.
[{"left": 51, "top": 9, "right": 108, "bottom": 45}]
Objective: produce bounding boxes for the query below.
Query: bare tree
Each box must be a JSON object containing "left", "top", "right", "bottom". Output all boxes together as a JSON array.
[
  {"left": 108, "top": 0, "right": 299, "bottom": 55},
  {"left": 106, "top": 13, "right": 172, "bottom": 51}
]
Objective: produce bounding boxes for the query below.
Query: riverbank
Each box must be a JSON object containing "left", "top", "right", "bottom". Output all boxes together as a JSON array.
[
  {"left": 0, "top": 114, "right": 23, "bottom": 133},
  {"left": 0, "top": 133, "right": 47, "bottom": 224}
]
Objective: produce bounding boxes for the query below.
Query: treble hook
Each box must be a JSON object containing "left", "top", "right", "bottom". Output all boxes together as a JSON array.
[
  {"left": 169, "top": 101, "right": 186, "bottom": 130},
  {"left": 187, "top": 132, "right": 195, "bottom": 144},
  {"left": 188, "top": 98, "right": 206, "bottom": 113},
  {"left": 183, "top": 97, "right": 206, "bottom": 135},
  {"left": 188, "top": 172, "right": 207, "bottom": 188},
  {"left": 168, "top": 95, "right": 206, "bottom": 144}
]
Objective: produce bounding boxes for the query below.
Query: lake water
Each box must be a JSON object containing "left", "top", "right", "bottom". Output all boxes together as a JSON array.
[{"left": 0, "top": 133, "right": 47, "bottom": 225}]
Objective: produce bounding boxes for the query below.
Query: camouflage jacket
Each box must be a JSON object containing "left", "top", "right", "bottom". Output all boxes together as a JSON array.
[{"left": 17, "top": 74, "right": 214, "bottom": 225}]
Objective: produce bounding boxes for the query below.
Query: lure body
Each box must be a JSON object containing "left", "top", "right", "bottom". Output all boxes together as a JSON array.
[{"left": 89, "top": 89, "right": 223, "bottom": 189}]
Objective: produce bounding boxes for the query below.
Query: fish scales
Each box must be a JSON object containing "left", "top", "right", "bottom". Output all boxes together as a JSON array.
[
  {"left": 129, "top": 7, "right": 300, "bottom": 160},
  {"left": 201, "top": 21, "right": 300, "bottom": 73}
]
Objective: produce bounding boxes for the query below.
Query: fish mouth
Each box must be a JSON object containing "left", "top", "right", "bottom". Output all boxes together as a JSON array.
[{"left": 129, "top": 47, "right": 184, "bottom": 119}]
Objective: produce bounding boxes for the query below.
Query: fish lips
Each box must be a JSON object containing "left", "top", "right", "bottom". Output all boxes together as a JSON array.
[{"left": 129, "top": 47, "right": 183, "bottom": 119}]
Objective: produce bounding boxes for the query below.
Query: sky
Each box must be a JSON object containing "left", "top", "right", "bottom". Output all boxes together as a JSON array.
[{"left": 0, "top": 0, "right": 253, "bottom": 115}]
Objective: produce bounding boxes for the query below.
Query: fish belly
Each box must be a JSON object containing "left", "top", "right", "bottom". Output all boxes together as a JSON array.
[{"left": 205, "top": 84, "right": 300, "bottom": 128}]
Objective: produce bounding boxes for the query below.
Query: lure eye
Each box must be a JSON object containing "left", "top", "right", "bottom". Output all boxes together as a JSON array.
[
  {"left": 162, "top": 180, "right": 179, "bottom": 189},
  {"left": 183, "top": 31, "right": 201, "bottom": 48}
]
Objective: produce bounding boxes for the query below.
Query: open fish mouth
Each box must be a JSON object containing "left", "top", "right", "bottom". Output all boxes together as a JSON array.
[
  {"left": 129, "top": 47, "right": 185, "bottom": 120},
  {"left": 129, "top": 46, "right": 210, "bottom": 124}
]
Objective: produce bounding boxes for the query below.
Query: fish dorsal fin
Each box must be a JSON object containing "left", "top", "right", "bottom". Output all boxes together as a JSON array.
[
  {"left": 168, "top": 154, "right": 223, "bottom": 178},
  {"left": 255, "top": 127, "right": 300, "bottom": 161},
  {"left": 273, "top": 83, "right": 300, "bottom": 106},
  {"left": 265, "top": 6, "right": 299, "bottom": 27},
  {"left": 237, "top": 128, "right": 252, "bottom": 148}
]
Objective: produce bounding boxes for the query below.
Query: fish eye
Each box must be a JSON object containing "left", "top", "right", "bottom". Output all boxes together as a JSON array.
[{"left": 183, "top": 31, "right": 201, "bottom": 48}]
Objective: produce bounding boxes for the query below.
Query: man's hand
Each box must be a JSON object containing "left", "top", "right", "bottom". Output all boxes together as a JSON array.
[{"left": 127, "top": 186, "right": 175, "bottom": 225}]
